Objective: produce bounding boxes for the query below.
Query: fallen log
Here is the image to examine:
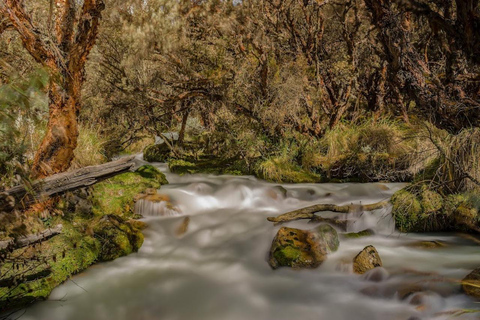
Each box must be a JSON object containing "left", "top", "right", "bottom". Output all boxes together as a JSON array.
[
  {"left": 0, "top": 224, "right": 63, "bottom": 250},
  {"left": 1, "top": 156, "right": 139, "bottom": 212},
  {"left": 267, "top": 200, "right": 390, "bottom": 224}
]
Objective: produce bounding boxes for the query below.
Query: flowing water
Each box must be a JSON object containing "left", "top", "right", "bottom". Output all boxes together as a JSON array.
[{"left": 9, "top": 162, "right": 480, "bottom": 320}]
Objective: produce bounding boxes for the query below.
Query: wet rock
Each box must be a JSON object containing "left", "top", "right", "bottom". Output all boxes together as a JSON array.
[
  {"left": 396, "top": 284, "right": 424, "bottom": 300},
  {"left": 375, "top": 184, "right": 390, "bottom": 191},
  {"left": 353, "top": 245, "right": 382, "bottom": 274},
  {"left": 343, "top": 229, "right": 375, "bottom": 239},
  {"left": 175, "top": 216, "right": 190, "bottom": 237},
  {"left": 462, "top": 267, "right": 480, "bottom": 298},
  {"left": 361, "top": 267, "right": 389, "bottom": 282},
  {"left": 407, "top": 240, "right": 446, "bottom": 249},
  {"left": 136, "top": 192, "right": 171, "bottom": 203},
  {"left": 406, "top": 291, "right": 444, "bottom": 314},
  {"left": 269, "top": 224, "right": 339, "bottom": 269}
]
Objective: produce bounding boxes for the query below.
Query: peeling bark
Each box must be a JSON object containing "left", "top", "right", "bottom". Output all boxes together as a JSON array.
[{"left": 1, "top": 0, "right": 105, "bottom": 178}]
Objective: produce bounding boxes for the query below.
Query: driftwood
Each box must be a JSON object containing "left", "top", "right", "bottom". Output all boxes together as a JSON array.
[
  {"left": 1, "top": 156, "right": 139, "bottom": 212},
  {"left": 0, "top": 224, "right": 63, "bottom": 250},
  {"left": 267, "top": 200, "right": 390, "bottom": 224}
]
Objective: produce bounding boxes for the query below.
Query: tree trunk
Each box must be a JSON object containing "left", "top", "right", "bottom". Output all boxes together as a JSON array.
[
  {"left": 32, "top": 78, "right": 80, "bottom": 178},
  {"left": 1, "top": 0, "right": 105, "bottom": 179}
]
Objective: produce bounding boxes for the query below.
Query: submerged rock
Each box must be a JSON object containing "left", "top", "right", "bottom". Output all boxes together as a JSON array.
[
  {"left": 353, "top": 245, "right": 382, "bottom": 274},
  {"left": 343, "top": 229, "right": 375, "bottom": 239},
  {"left": 407, "top": 240, "right": 446, "bottom": 249},
  {"left": 175, "top": 216, "right": 190, "bottom": 237},
  {"left": 361, "top": 267, "right": 389, "bottom": 282},
  {"left": 268, "top": 224, "right": 339, "bottom": 269},
  {"left": 462, "top": 267, "right": 480, "bottom": 299}
]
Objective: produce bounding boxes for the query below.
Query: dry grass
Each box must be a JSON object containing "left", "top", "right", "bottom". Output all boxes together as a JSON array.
[
  {"left": 71, "top": 124, "right": 108, "bottom": 169},
  {"left": 414, "top": 123, "right": 480, "bottom": 193},
  {"left": 302, "top": 119, "right": 415, "bottom": 175}
]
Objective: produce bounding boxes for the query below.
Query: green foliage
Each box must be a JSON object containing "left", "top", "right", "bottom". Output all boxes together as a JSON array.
[{"left": 0, "top": 68, "right": 48, "bottom": 187}]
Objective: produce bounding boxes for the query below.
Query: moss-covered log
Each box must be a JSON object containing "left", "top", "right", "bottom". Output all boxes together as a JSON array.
[{"left": 1, "top": 156, "right": 139, "bottom": 212}]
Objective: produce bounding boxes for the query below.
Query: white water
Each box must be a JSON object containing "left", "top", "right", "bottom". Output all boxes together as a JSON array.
[{"left": 10, "top": 163, "right": 480, "bottom": 320}]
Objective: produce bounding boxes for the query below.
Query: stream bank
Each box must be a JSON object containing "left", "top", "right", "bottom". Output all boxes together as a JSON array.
[
  {"left": 0, "top": 164, "right": 168, "bottom": 311},
  {"left": 3, "top": 163, "right": 480, "bottom": 320}
]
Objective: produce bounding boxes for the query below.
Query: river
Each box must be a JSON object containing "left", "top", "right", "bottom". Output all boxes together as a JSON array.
[{"left": 9, "top": 162, "right": 480, "bottom": 320}]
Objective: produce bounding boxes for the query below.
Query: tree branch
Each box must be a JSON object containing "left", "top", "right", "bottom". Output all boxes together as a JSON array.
[
  {"left": 0, "top": 0, "right": 54, "bottom": 64},
  {"left": 267, "top": 200, "right": 390, "bottom": 224},
  {"left": 71, "top": 0, "right": 105, "bottom": 69}
]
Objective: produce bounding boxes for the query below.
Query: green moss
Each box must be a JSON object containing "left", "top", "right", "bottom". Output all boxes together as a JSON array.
[
  {"left": 0, "top": 221, "right": 101, "bottom": 310},
  {"left": 91, "top": 165, "right": 168, "bottom": 217},
  {"left": 420, "top": 187, "right": 443, "bottom": 215},
  {"left": 0, "top": 165, "right": 167, "bottom": 311},
  {"left": 391, "top": 189, "right": 422, "bottom": 232},
  {"left": 169, "top": 157, "right": 253, "bottom": 176},
  {"left": 136, "top": 164, "right": 168, "bottom": 185},
  {"left": 273, "top": 246, "right": 301, "bottom": 266},
  {"left": 169, "top": 159, "right": 197, "bottom": 174},
  {"left": 343, "top": 229, "right": 375, "bottom": 239},
  {"left": 143, "top": 143, "right": 170, "bottom": 162},
  {"left": 93, "top": 215, "right": 144, "bottom": 261}
]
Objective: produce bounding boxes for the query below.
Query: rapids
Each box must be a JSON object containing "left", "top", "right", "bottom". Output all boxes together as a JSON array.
[{"left": 8, "top": 162, "right": 480, "bottom": 320}]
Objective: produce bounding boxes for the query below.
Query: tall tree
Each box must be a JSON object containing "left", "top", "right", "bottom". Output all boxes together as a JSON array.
[{"left": 0, "top": 0, "right": 105, "bottom": 178}]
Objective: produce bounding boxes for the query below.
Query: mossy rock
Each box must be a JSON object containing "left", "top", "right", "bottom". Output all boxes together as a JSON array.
[
  {"left": 462, "top": 267, "right": 480, "bottom": 299},
  {"left": 268, "top": 224, "right": 339, "bottom": 269},
  {"left": 136, "top": 164, "right": 168, "bottom": 185},
  {"left": 0, "top": 221, "right": 101, "bottom": 311},
  {"left": 445, "top": 194, "right": 479, "bottom": 230},
  {"left": 143, "top": 143, "right": 170, "bottom": 162},
  {"left": 343, "top": 229, "right": 375, "bottom": 239},
  {"left": 420, "top": 187, "right": 443, "bottom": 215},
  {"left": 91, "top": 165, "right": 168, "bottom": 217},
  {"left": 93, "top": 215, "right": 144, "bottom": 261},
  {"left": 391, "top": 189, "right": 423, "bottom": 232},
  {"left": 169, "top": 159, "right": 198, "bottom": 174}
]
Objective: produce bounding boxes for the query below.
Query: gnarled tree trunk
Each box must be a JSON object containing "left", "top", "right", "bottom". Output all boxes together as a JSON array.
[{"left": 1, "top": 0, "right": 105, "bottom": 178}]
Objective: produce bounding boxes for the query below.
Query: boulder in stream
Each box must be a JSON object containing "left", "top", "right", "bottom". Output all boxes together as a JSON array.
[
  {"left": 269, "top": 224, "right": 339, "bottom": 269},
  {"left": 462, "top": 267, "right": 480, "bottom": 299},
  {"left": 353, "top": 245, "right": 382, "bottom": 274}
]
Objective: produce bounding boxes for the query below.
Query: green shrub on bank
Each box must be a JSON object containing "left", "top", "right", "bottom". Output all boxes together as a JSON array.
[{"left": 391, "top": 185, "right": 479, "bottom": 233}]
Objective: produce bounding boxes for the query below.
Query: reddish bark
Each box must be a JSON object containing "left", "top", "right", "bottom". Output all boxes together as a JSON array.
[{"left": 1, "top": 0, "right": 105, "bottom": 178}]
